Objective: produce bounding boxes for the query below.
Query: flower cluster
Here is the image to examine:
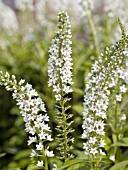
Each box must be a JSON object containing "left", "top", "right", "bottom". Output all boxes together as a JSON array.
[
  {"left": 108, "top": 44, "right": 128, "bottom": 131},
  {"left": 0, "top": 71, "right": 54, "bottom": 167},
  {"left": 124, "top": 51, "right": 128, "bottom": 84},
  {"left": 82, "top": 29, "right": 128, "bottom": 158},
  {"left": 48, "top": 11, "right": 74, "bottom": 162},
  {"left": 82, "top": 58, "right": 110, "bottom": 157},
  {"left": 48, "top": 11, "right": 73, "bottom": 101},
  {"left": 109, "top": 49, "right": 128, "bottom": 99}
]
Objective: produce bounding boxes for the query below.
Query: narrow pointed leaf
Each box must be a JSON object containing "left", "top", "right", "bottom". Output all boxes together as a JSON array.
[
  {"left": 109, "top": 160, "right": 128, "bottom": 170},
  {"left": 57, "top": 159, "right": 89, "bottom": 170},
  {"left": 111, "top": 138, "right": 128, "bottom": 147}
]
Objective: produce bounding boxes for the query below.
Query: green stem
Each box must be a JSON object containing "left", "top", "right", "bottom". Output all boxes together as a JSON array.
[
  {"left": 61, "top": 97, "right": 68, "bottom": 162},
  {"left": 91, "top": 159, "right": 99, "bottom": 170},
  {"left": 114, "top": 100, "right": 119, "bottom": 141},
  {"left": 57, "top": 36, "right": 68, "bottom": 161},
  {"left": 42, "top": 147, "right": 48, "bottom": 170},
  {"left": 106, "top": 18, "right": 112, "bottom": 44},
  {"left": 87, "top": 13, "right": 100, "bottom": 58}
]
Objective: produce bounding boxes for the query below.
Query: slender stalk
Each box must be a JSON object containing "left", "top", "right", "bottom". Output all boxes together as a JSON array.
[
  {"left": 87, "top": 13, "right": 100, "bottom": 58},
  {"left": 59, "top": 48, "right": 68, "bottom": 161},
  {"left": 58, "top": 32, "right": 68, "bottom": 161},
  {"left": 106, "top": 19, "right": 112, "bottom": 44},
  {"left": 91, "top": 159, "right": 99, "bottom": 170},
  {"left": 61, "top": 98, "right": 68, "bottom": 161},
  {"left": 42, "top": 146, "right": 48, "bottom": 170},
  {"left": 48, "top": 11, "right": 74, "bottom": 162},
  {"left": 114, "top": 100, "right": 119, "bottom": 141}
]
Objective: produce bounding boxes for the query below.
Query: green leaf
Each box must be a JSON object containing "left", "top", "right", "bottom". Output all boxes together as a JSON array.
[
  {"left": 27, "top": 165, "right": 38, "bottom": 170},
  {"left": 13, "top": 149, "right": 31, "bottom": 160},
  {"left": 72, "top": 87, "right": 84, "bottom": 96},
  {"left": 72, "top": 104, "right": 84, "bottom": 116},
  {"left": 109, "top": 160, "right": 128, "bottom": 170},
  {"left": 7, "top": 168, "right": 21, "bottom": 170},
  {"left": 0, "top": 153, "right": 6, "bottom": 158},
  {"left": 57, "top": 159, "right": 88, "bottom": 170},
  {"left": 120, "top": 125, "right": 128, "bottom": 134},
  {"left": 111, "top": 138, "right": 128, "bottom": 147},
  {"left": 67, "top": 163, "right": 89, "bottom": 170},
  {"left": 27, "top": 165, "right": 43, "bottom": 170}
]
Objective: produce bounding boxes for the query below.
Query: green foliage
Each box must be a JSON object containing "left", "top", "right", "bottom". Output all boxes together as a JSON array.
[
  {"left": 109, "top": 160, "right": 128, "bottom": 170},
  {"left": 27, "top": 165, "right": 43, "bottom": 170},
  {"left": 57, "top": 159, "right": 89, "bottom": 170},
  {"left": 111, "top": 138, "right": 128, "bottom": 147}
]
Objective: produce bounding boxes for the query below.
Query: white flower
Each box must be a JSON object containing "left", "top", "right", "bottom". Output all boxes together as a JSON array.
[
  {"left": 53, "top": 163, "right": 57, "bottom": 170},
  {"left": 36, "top": 143, "right": 43, "bottom": 151},
  {"left": 95, "top": 120, "right": 106, "bottom": 131},
  {"left": 83, "top": 142, "right": 89, "bottom": 155},
  {"left": 110, "top": 155, "right": 115, "bottom": 162},
  {"left": 116, "top": 94, "right": 122, "bottom": 101},
  {"left": 27, "top": 136, "right": 37, "bottom": 145},
  {"left": 99, "top": 149, "right": 106, "bottom": 156},
  {"left": 121, "top": 114, "right": 126, "bottom": 120},
  {"left": 53, "top": 84, "right": 61, "bottom": 93},
  {"left": 30, "top": 149, "right": 36, "bottom": 157},
  {"left": 37, "top": 160, "right": 44, "bottom": 167},
  {"left": 99, "top": 139, "right": 106, "bottom": 147},
  {"left": 45, "top": 148, "right": 54, "bottom": 157},
  {"left": 96, "top": 111, "right": 106, "bottom": 119},
  {"left": 120, "top": 84, "right": 127, "bottom": 93},
  {"left": 19, "top": 79, "right": 25, "bottom": 85},
  {"left": 89, "top": 137, "right": 97, "bottom": 144},
  {"left": 90, "top": 147, "right": 98, "bottom": 156}
]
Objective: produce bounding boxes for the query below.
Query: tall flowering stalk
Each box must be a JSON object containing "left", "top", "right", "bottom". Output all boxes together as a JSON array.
[
  {"left": 0, "top": 71, "right": 54, "bottom": 169},
  {"left": 79, "top": 0, "right": 100, "bottom": 57},
  {"left": 48, "top": 11, "right": 74, "bottom": 161},
  {"left": 106, "top": 21, "right": 128, "bottom": 160},
  {"left": 82, "top": 20, "right": 128, "bottom": 169}
]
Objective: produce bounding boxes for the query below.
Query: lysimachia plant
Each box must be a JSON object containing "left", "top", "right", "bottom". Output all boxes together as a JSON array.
[
  {"left": 1, "top": 11, "right": 128, "bottom": 170},
  {"left": 0, "top": 71, "right": 54, "bottom": 170},
  {"left": 48, "top": 11, "right": 74, "bottom": 162},
  {"left": 82, "top": 19, "right": 128, "bottom": 170}
]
